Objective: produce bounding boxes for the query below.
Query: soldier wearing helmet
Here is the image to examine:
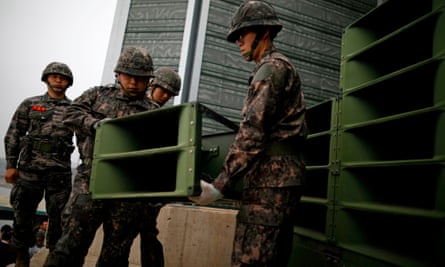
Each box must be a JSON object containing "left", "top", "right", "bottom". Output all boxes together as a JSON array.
[
  {"left": 114, "top": 46, "right": 154, "bottom": 100},
  {"left": 226, "top": 0, "right": 283, "bottom": 62},
  {"left": 46, "top": 47, "right": 157, "bottom": 267},
  {"left": 190, "top": 1, "right": 307, "bottom": 266},
  {"left": 148, "top": 67, "right": 181, "bottom": 107},
  {"left": 42, "top": 61, "right": 74, "bottom": 87},
  {"left": 4, "top": 61, "right": 75, "bottom": 267}
]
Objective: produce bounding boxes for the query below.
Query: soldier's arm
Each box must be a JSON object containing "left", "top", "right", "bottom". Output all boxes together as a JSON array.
[
  {"left": 4, "top": 99, "right": 31, "bottom": 169},
  {"left": 63, "top": 87, "right": 103, "bottom": 136}
]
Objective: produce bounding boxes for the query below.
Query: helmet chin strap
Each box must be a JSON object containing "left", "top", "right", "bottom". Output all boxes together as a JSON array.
[
  {"left": 121, "top": 86, "right": 147, "bottom": 99},
  {"left": 47, "top": 83, "right": 67, "bottom": 94},
  {"left": 242, "top": 29, "right": 264, "bottom": 62},
  {"left": 116, "top": 78, "right": 148, "bottom": 99},
  {"left": 242, "top": 39, "right": 258, "bottom": 61},
  {"left": 48, "top": 84, "right": 57, "bottom": 91},
  {"left": 147, "top": 90, "right": 162, "bottom": 108}
]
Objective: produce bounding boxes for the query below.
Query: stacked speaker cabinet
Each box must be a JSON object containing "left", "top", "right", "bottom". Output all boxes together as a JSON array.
[
  {"left": 90, "top": 102, "right": 236, "bottom": 200},
  {"left": 289, "top": 97, "right": 342, "bottom": 266},
  {"left": 291, "top": 0, "right": 445, "bottom": 266},
  {"left": 336, "top": 0, "right": 445, "bottom": 266}
]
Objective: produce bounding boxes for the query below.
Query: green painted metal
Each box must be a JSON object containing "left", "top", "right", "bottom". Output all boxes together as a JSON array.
[
  {"left": 294, "top": 97, "right": 340, "bottom": 243},
  {"left": 292, "top": 0, "right": 445, "bottom": 266},
  {"left": 90, "top": 1, "right": 445, "bottom": 265},
  {"left": 90, "top": 102, "right": 200, "bottom": 199},
  {"left": 90, "top": 101, "right": 238, "bottom": 200}
]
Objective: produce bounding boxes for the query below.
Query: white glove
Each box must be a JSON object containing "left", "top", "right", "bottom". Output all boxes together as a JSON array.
[{"left": 189, "top": 180, "right": 223, "bottom": 205}]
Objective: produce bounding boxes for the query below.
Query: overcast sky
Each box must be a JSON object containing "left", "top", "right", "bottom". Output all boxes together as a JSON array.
[{"left": 0, "top": 0, "right": 118, "bottom": 164}]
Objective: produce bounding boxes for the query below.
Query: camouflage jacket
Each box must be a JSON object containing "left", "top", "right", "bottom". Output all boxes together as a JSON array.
[
  {"left": 213, "top": 46, "right": 307, "bottom": 192},
  {"left": 63, "top": 84, "right": 156, "bottom": 170},
  {"left": 4, "top": 93, "right": 74, "bottom": 171}
]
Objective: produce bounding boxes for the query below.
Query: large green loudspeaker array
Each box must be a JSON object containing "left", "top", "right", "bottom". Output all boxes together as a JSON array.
[
  {"left": 290, "top": 0, "right": 445, "bottom": 266},
  {"left": 89, "top": 102, "right": 237, "bottom": 200}
]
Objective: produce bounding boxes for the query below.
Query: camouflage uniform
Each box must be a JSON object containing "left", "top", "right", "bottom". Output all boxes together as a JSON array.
[
  {"left": 212, "top": 1, "right": 307, "bottom": 266},
  {"left": 4, "top": 62, "right": 74, "bottom": 262},
  {"left": 138, "top": 202, "right": 164, "bottom": 267},
  {"left": 139, "top": 67, "right": 181, "bottom": 267},
  {"left": 46, "top": 47, "right": 157, "bottom": 267}
]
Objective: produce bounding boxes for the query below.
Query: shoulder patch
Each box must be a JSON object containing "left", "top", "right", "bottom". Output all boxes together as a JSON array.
[{"left": 253, "top": 62, "right": 274, "bottom": 82}]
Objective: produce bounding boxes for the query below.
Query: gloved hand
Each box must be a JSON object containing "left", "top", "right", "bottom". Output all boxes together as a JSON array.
[
  {"left": 189, "top": 180, "right": 223, "bottom": 205},
  {"left": 93, "top": 118, "right": 112, "bottom": 130}
]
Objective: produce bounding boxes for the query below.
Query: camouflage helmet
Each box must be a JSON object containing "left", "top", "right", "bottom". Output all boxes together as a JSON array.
[
  {"left": 227, "top": 0, "right": 282, "bottom": 43},
  {"left": 151, "top": 67, "right": 181, "bottom": 96},
  {"left": 41, "top": 62, "right": 73, "bottom": 86},
  {"left": 114, "top": 46, "right": 154, "bottom": 77}
]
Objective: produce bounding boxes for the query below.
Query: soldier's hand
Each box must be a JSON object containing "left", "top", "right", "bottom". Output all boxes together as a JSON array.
[
  {"left": 5, "top": 168, "right": 19, "bottom": 184},
  {"left": 93, "top": 118, "right": 112, "bottom": 130},
  {"left": 188, "top": 180, "right": 223, "bottom": 205}
]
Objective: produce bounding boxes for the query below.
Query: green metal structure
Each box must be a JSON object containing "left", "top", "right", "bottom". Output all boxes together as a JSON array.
[
  {"left": 291, "top": 0, "right": 445, "bottom": 266},
  {"left": 91, "top": 0, "right": 444, "bottom": 265},
  {"left": 90, "top": 102, "right": 236, "bottom": 200}
]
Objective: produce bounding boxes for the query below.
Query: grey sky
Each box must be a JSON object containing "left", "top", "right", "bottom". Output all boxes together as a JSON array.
[{"left": 0, "top": 0, "right": 117, "bottom": 164}]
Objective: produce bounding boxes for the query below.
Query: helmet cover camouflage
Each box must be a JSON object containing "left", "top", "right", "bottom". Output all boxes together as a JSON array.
[
  {"left": 114, "top": 47, "right": 154, "bottom": 77},
  {"left": 227, "top": 0, "right": 282, "bottom": 43},
  {"left": 41, "top": 62, "right": 73, "bottom": 86},
  {"left": 151, "top": 67, "right": 181, "bottom": 96}
]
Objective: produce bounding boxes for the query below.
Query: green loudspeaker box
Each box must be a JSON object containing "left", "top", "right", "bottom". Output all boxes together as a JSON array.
[{"left": 90, "top": 101, "right": 237, "bottom": 200}]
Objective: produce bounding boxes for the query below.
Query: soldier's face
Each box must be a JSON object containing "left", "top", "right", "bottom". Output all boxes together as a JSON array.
[
  {"left": 47, "top": 74, "right": 70, "bottom": 91},
  {"left": 118, "top": 73, "right": 150, "bottom": 98},
  {"left": 235, "top": 29, "right": 256, "bottom": 61},
  {"left": 150, "top": 86, "right": 174, "bottom": 106}
]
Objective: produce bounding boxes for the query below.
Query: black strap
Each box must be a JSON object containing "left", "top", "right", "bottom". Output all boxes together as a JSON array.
[
  {"left": 198, "top": 103, "right": 239, "bottom": 132},
  {"left": 263, "top": 139, "right": 303, "bottom": 156}
]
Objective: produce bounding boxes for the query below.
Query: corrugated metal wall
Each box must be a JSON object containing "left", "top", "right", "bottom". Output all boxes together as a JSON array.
[
  {"left": 117, "top": 0, "right": 377, "bottom": 132},
  {"left": 122, "top": 0, "right": 188, "bottom": 68}
]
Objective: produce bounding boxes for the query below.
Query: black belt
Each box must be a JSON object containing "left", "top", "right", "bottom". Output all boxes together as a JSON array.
[
  {"left": 263, "top": 139, "right": 303, "bottom": 156},
  {"left": 32, "top": 140, "right": 73, "bottom": 155}
]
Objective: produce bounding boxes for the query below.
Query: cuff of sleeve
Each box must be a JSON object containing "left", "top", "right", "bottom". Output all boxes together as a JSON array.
[
  {"left": 213, "top": 173, "right": 227, "bottom": 193},
  {"left": 89, "top": 119, "right": 101, "bottom": 134},
  {"left": 6, "top": 162, "right": 16, "bottom": 169}
]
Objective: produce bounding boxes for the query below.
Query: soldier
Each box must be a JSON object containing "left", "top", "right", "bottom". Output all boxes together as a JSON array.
[
  {"left": 45, "top": 46, "right": 158, "bottom": 267},
  {"left": 190, "top": 1, "right": 307, "bottom": 267},
  {"left": 140, "top": 67, "right": 181, "bottom": 267},
  {"left": 147, "top": 66, "right": 181, "bottom": 107},
  {"left": 3, "top": 62, "right": 75, "bottom": 267}
]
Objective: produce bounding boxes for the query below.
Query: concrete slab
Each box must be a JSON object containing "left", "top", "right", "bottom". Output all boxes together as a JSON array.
[{"left": 27, "top": 203, "right": 238, "bottom": 267}]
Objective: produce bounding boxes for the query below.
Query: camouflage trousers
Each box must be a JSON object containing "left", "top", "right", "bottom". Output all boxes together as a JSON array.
[
  {"left": 46, "top": 166, "right": 141, "bottom": 267},
  {"left": 10, "top": 169, "right": 71, "bottom": 250},
  {"left": 139, "top": 202, "right": 164, "bottom": 267},
  {"left": 231, "top": 186, "right": 303, "bottom": 267}
]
